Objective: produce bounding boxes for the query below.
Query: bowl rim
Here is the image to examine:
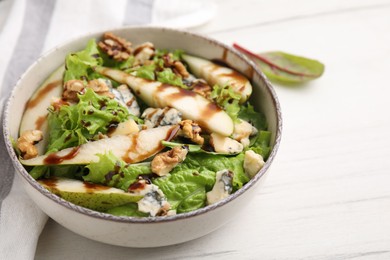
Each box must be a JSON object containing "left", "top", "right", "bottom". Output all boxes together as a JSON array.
[{"left": 3, "top": 25, "right": 282, "bottom": 224}]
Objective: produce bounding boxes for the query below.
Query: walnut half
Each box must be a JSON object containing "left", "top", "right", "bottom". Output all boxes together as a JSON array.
[
  {"left": 151, "top": 147, "right": 188, "bottom": 176},
  {"left": 179, "top": 119, "right": 204, "bottom": 145},
  {"left": 17, "top": 130, "right": 43, "bottom": 159},
  {"left": 98, "top": 32, "right": 133, "bottom": 61}
]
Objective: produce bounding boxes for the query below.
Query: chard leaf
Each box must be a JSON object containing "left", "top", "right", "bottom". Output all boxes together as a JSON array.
[{"left": 233, "top": 43, "right": 324, "bottom": 84}]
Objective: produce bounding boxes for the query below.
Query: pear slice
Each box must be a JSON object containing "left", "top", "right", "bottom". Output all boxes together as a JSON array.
[
  {"left": 182, "top": 54, "right": 252, "bottom": 104},
  {"left": 95, "top": 67, "right": 234, "bottom": 136},
  {"left": 20, "top": 66, "right": 64, "bottom": 154},
  {"left": 39, "top": 178, "right": 142, "bottom": 211},
  {"left": 21, "top": 125, "right": 180, "bottom": 166}
]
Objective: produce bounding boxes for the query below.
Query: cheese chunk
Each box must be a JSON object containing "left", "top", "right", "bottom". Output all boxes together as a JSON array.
[
  {"left": 210, "top": 133, "right": 243, "bottom": 154},
  {"left": 207, "top": 170, "right": 233, "bottom": 205},
  {"left": 244, "top": 150, "right": 265, "bottom": 178}
]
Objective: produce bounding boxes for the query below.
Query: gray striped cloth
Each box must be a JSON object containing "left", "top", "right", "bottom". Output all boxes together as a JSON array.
[{"left": 0, "top": 0, "right": 214, "bottom": 258}]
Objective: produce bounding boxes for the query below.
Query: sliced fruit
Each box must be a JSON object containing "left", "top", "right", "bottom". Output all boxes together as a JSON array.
[
  {"left": 39, "top": 177, "right": 142, "bottom": 211},
  {"left": 21, "top": 125, "right": 180, "bottom": 166},
  {"left": 182, "top": 54, "right": 252, "bottom": 104},
  {"left": 19, "top": 66, "right": 64, "bottom": 154},
  {"left": 95, "top": 66, "right": 234, "bottom": 136},
  {"left": 108, "top": 118, "right": 139, "bottom": 137}
]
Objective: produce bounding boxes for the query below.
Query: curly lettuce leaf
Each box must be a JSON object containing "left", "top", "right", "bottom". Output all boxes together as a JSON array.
[
  {"left": 64, "top": 39, "right": 103, "bottom": 82},
  {"left": 237, "top": 103, "right": 271, "bottom": 159},
  {"left": 210, "top": 84, "right": 241, "bottom": 122},
  {"left": 157, "top": 68, "right": 187, "bottom": 88},
  {"left": 84, "top": 152, "right": 152, "bottom": 191},
  {"left": 131, "top": 64, "right": 156, "bottom": 80},
  {"left": 238, "top": 103, "right": 267, "bottom": 130},
  {"left": 47, "top": 88, "right": 129, "bottom": 153},
  {"left": 30, "top": 89, "right": 130, "bottom": 180},
  {"left": 154, "top": 49, "right": 184, "bottom": 61}
]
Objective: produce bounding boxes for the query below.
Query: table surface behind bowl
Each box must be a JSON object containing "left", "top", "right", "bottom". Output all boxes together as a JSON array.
[{"left": 36, "top": 0, "right": 390, "bottom": 259}]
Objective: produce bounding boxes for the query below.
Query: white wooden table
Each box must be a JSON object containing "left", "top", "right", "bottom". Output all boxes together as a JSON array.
[{"left": 36, "top": 0, "right": 390, "bottom": 259}]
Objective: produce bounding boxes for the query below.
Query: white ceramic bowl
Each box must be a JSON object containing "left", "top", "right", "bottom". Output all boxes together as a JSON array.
[{"left": 3, "top": 27, "right": 282, "bottom": 247}]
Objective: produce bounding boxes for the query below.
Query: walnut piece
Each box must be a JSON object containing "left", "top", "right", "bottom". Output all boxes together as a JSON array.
[
  {"left": 173, "top": 60, "right": 189, "bottom": 78},
  {"left": 163, "top": 54, "right": 189, "bottom": 78},
  {"left": 98, "top": 32, "right": 132, "bottom": 61},
  {"left": 87, "top": 79, "right": 115, "bottom": 99},
  {"left": 151, "top": 147, "right": 188, "bottom": 176},
  {"left": 62, "top": 80, "right": 85, "bottom": 101},
  {"left": 179, "top": 119, "right": 204, "bottom": 145},
  {"left": 17, "top": 130, "right": 43, "bottom": 159},
  {"left": 133, "top": 42, "right": 155, "bottom": 65},
  {"left": 191, "top": 79, "right": 212, "bottom": 99},
  {"left": 62, "top": 79, "right": 114, "bottom": 101}
]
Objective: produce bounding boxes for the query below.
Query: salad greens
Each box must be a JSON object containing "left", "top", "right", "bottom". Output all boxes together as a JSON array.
[
  {"left": 84, "top": 152, "right": 151, "bottom": 191},
  {"left": 233, "top": 43, "right": 324, "bottom": 84},
  {"left": 64, "top": 39, "right": 103, "bottom": 82},
  {"left": 18, "top": 32, "right": 273, "bottom": 217},
  {"left": 210, "top": 84, "right": 241, "bottom": 122}
]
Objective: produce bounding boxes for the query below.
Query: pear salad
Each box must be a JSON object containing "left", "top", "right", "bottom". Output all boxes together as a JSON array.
[{"left": 17, "top": 32, "right": 271, "bottom": 217}]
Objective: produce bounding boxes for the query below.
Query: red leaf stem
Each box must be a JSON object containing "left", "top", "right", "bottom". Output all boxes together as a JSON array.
[{"left": 232, "top": 43, "right": 316, "bottom": 77}]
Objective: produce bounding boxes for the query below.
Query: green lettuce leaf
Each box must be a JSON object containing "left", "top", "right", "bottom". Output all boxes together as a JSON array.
[
  {"left": 47, "top": 88, "right": 129, "bottom": 153},
  {"left": 157, "top": 68, "right": 187, "bottom": 88},
  {"left": 64, "top": 39, "right": 103, "bottom": 82},
  {"left": 106, "top": 203, "right": 148, "bottom": 217},
  {"left": 153, "top": 169, "right": 214, "bottom": 213},
  {"left": 248, "top": 130, "right": 272, "bottom": 160},
  {"left": 154, "top": 49, "right": 184, "bottom": 61},
  {"left": 210, "top": 84, "right": 241, "bottom": 122},
  {"left": 30, "top": 88, "right": 130, "bottom": 180},
  {"left": 153, "top": 153, "right": 249, "bottom": 213},
  {"left": 84, "top": 152, "right": 152, "bottom": 191},
  {"left": 134, "top": 64, "right": 156, "bottom": 80},
  {"left": 238, "top": 103, "right": 267, "bottom": 130}
]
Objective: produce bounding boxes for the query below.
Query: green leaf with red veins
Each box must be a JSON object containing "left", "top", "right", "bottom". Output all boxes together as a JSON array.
[{"left": 233, "top": 43, "right": 325, "bottom": 84}]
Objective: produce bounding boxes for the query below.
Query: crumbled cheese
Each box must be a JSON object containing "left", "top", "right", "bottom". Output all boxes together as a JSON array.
[
  {"left": 111, "top": 84, "right": 140, "bottom": 116},
  {"left": 244, "top": 150, "right": 265, "bottom": 178},
  {"left": 129, "top": 181, "right": 171, "bottom": 217},
  {"left": 142, "top": 107, "right": 182, "bottom": 129},
  {"left": 210, "top": 133, "right": 243, "bottom": 154},
  {"left": 206, "top": 169, "right": 233, "bottom": 205},
  {"left": 232, "top": 119, "right": 258, "bottom": 147}
]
